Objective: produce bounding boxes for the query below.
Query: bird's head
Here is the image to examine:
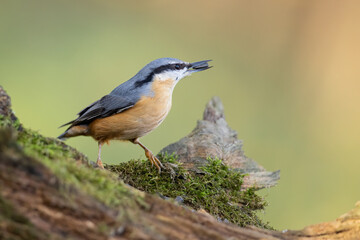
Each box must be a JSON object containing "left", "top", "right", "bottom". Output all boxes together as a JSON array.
[
  {"left": 150, "top": 58, "right": 212, "bottom": 82},
  {"left": 133, "top": 58, "right": 212, "bottom": 89}
]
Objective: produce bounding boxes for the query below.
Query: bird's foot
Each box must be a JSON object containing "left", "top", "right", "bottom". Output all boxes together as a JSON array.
[
  {"left": 145, "top": 150, "right": 163, "bottom": 173},
  {"left": 96, "top": 158, "right": 105, "bottom": 169}
]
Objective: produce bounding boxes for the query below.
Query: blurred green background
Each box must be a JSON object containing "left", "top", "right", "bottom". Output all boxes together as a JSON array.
[{"left": 1, "top": 0, "right": 360, "bottom": 230}]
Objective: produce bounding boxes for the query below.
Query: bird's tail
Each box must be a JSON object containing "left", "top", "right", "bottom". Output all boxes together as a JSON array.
[
  {"left": 57, "top": 132, "right": 68, "bottom": 141},
  {"left": 58, "top": 125, "right": 89, "bottom": 140}
]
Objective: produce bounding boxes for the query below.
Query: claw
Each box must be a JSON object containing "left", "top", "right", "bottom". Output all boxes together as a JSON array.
[
  {"left": 145, "top": 149, "right": 162, "bottom": 173},
  {"left": 96, "top": 158, "right": 105, "bottom": 169},
  {"left": 146, "top": 150, "right": 154, "bottom": 167},
  {"left": 133, "top": 139, "right": 163, "bottom": 173}
]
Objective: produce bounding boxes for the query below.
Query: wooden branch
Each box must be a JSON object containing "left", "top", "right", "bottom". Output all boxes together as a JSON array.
[
  {"left": 1, "top": 86, "right": 359, "bottom": 240},
  {"left": 159, "top": 96, "right": 280, "bottom": 190}
]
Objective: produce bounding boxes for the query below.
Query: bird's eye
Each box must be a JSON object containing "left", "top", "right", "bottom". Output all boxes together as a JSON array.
[{"left": 175, "top": 64, "right": 181, "bottom": 70}]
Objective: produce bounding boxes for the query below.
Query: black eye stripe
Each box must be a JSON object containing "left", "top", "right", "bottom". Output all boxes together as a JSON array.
[
  {"left": 153, "top": 63, "right": 186, "bottom": 74},
  {"left": 175, "top": 63, "right": 186, "bottom": 70},
  {"left": 134, "top": 63, "right": 187, "bottom": 88}
]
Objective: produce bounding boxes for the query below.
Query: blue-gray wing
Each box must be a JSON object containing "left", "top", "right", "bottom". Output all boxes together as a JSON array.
[{"left": 61, "top": 94, "right": 136, "bottom": 128}]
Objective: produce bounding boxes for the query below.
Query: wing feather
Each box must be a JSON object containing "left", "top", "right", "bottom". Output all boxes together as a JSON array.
[{"left": 61, "top": 94, "right": 135, "bottom": 128}]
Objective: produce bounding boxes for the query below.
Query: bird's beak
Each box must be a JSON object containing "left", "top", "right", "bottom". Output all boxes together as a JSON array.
[{"left": 187, "top": 60, "right": 212, "bottom": 73}]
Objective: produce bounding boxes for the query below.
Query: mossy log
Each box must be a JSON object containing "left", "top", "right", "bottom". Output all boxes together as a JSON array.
[
  {"left": 159, "top": 96, "right": 280, "bottom": 190},
  {"left": 1, "top": 86, "right": 360, "bottom": 240}
]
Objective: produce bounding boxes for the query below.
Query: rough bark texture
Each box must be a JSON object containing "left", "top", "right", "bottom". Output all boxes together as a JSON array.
[
  {"left": 0, "top": 129, "right": 120, "bottom": 240},
  {"left": 1, "top": 86, "right": 360, "bottom": 240},
  {"left": 0, "top": 86, "right": 21, "bottom": 129},
  {"left": 159, "top": 96, "right": 280, "bottom": 190}
]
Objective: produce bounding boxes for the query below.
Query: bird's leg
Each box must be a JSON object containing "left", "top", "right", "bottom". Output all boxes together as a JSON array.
[
  {"left": 132, "top": 139, "right": 163, "bottom": 173},
  {"left": 96, "top": 141, "right": 104, "bottom": 169}
]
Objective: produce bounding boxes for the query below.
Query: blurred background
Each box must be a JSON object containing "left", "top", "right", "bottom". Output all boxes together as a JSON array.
[{"left": 1, "top": 0, "right": 359, "bottom": 230}]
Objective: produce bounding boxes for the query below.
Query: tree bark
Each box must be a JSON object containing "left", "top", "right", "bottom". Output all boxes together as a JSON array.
[{"left": 1, "top": 86, "right": 359, "bottom": 240}]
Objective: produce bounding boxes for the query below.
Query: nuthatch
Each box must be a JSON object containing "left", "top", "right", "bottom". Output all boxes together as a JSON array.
[{"left": 58, "top": 58, "right": 212, "bottom": 171}]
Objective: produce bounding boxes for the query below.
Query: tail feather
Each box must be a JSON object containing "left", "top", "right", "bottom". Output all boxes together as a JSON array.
[
  {"left": 59, "top": 120, "right": 75, "bottom": 128},
  {"left": 58, "top": 125, "right": 89, "bottom": 140},
  {"left": 57, "top": 132, "right": 68, "bottom": 141}
]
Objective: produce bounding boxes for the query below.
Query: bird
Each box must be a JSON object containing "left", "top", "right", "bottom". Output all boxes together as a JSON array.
[{"left": 58, "top": 58, "right": 212, "bottom": 172}]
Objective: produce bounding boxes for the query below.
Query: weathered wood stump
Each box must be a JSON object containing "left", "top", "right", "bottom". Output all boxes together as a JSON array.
[{"left": 1, "top": 86, "right": 359, "bottom": 240}]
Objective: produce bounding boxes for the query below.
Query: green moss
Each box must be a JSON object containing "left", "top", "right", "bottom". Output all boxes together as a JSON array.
[
  {"left": 0, "top": 115, "right": 272, "bottom": 229},
  {"left": 0, "top": 115, "right": 21, "bottom": 129},
  {"left": 0, "top": 116, "right": 144, "bottom": 210},
  {"left": 107, "top": 154, "right": 272, "bottom": 229},
  {"left": 18, "top": 127, "right": 143, "bottom": 209}
]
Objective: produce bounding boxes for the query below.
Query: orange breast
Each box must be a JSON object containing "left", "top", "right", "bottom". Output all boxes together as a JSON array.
[{"left": 89, "top": 78, "right": 175, "bottom": 142}]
